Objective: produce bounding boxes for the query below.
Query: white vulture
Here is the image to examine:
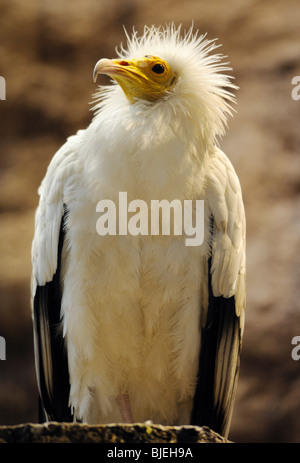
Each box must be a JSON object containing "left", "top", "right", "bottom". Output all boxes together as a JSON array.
[{"left": 31, "top": 24, "right": 246, "bottom": 438}]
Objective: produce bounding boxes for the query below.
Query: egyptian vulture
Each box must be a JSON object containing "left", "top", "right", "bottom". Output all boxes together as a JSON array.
[{"left": 31, "top": 24, "right": 246, "bottom": 438}]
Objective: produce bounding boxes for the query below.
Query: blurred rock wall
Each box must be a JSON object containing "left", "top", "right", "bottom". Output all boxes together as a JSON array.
[{"left": 0, "top": 0, "right": 300, "bottom": 443}]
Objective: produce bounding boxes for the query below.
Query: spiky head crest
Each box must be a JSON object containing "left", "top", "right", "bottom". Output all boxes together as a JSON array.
[{"left": 93, "top": 24, "right": 237, "bottom": 151}]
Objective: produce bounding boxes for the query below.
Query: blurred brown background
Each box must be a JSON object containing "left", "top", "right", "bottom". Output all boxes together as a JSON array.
[{"left": 0, "top": 0, "right": 300, "bottom": 443}]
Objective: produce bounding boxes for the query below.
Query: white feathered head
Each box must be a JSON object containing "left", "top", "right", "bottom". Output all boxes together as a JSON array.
[{"left": 93, "top": 24, "right": 237, "bottom": 152}]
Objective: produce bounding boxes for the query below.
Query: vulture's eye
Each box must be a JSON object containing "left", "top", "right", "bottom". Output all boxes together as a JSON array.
[{"left": 152, "top": 63, "right": 165, "bottom": 74}]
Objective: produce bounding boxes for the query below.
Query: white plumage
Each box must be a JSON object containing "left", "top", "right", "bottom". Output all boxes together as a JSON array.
[{"left": 31, "top": 24, "right": 245, "bottom": 437}]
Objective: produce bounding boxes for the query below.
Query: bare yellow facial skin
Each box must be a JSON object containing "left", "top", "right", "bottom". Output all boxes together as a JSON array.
[{"left": 93, "top": 55, "right": 177, "bottom": 103}]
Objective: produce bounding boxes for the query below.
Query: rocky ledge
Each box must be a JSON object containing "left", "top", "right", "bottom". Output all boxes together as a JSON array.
[{"left": 0, "top": 422, "right": 230, "bottom": 443}]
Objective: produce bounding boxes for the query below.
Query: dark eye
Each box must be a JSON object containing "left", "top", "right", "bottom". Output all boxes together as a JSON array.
[{"left": 152, "top": 63, "right": 165, "bottom": 74}]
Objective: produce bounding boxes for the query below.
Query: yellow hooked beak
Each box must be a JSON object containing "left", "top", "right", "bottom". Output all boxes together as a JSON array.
[{"left": 93, "top": 56, "right": 177, "bottom": 104}]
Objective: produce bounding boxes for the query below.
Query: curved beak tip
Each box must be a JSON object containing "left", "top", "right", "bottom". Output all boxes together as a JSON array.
[
  {"left": 93, "top": 58, "right": 115, "bottom": 83},
  {"left": 93, "top": 69, "right": 98, "bottom": 83},
  {"left": 93, "top": 62, "right": 100, "bottom": 83}
]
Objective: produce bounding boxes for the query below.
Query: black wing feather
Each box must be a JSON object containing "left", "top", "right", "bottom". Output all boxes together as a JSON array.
[
  {"left": 191, "top": 220, "right": 242, "bottom": 438},
  {"left": 33, "top": 206, "right": 73, "bottom": 422}
]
